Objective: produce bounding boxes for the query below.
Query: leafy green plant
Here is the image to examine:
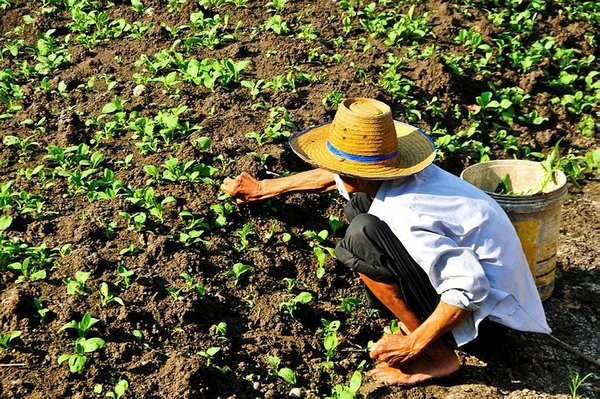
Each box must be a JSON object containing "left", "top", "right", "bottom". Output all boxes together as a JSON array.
[
  {"left": 7, "top": 256, "right": 47, "bottom": 283},
  {"left": 58, "top": 336, "right": 105, "bottom": 373},
  {"left": 116, "top": 265, "right": 134, "bottom": 288},
  {"left": 227, "top": 262, "right": 252, "bottom": 285},
  {"left": 280, "top": 292, "right": 312, "bottom": 318},
  {"left": 322, "top": 90, "right": 344, "bottom": 108},
  {"left": 263, "top": 15, "right": 290, "bottom": 35},
  {"left": 65, "top": 271, "right": 91, "bottom": 295},
  {"left": 211, "top": 201, "right": 234, "bottom": 227},
  {"left": 241, "top": 79, "right": 265, "bottom": 100},
  {"left": 265, "top": 0, "right": 287, "bottom": 13},
  {"left": 267, "top": 355, "right": 297, "bottom": 385},
  {"left": 166, "top": 272, "right": 205, "bottom": 304},
  {"left": 246, "top": 107, "right": 298, "bottom": 146},
  {"left": 567, "top": 365, "right": 593, "bottom": 399},
  {"left": 58, "top": 312, "right": 100, "bottom": 338},
  {"left": 105, "top": 378, "right": 129, "bottom": 399},
  {"left": 235, "top": 223, "right": 256, "bottom": 251},
  {"left": 98, "top": 282, "right": 124, "bottom": 308},
  {"left": 282, "top": 277, "right": 307, "bottom": 293},
  {"left": 339, "top": 295, "right": 362, "bottom": 314},
  {"left": 34, "top": 298, "right": 49, "bottom": 325},
  {"left": 325, "top": 370, "right": 362, "bottom": 399},
  {"left": 180, "top": 271, "right": 206, "bottom": 295},
  {"left": 198, "top": 346, "right": 222, "bottom": 368},
  {"left": 0, "top": 330, "right": 21, "bottom": 352},
  {"left": 321, "top": 319, "right": 340, "bottom": 369},
  {"left": 304, "top": 229, "right": 336, "bottom": 278}
]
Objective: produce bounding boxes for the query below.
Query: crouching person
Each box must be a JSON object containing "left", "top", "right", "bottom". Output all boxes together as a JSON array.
[{"left": 221, "top": 98, "right": 550, "bottom": 385}]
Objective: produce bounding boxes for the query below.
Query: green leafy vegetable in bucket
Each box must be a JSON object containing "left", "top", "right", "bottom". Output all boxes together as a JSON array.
[{"left": 494, "top": 173, "right": 515, "bottom": 195}]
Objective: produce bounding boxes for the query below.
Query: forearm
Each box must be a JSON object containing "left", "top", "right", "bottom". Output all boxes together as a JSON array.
[
  {"left": 258, "top": 168, "right": 337, "bottom": 199},
  {"left": 408, "top": 300, "right": 471, "bottom": 352}
]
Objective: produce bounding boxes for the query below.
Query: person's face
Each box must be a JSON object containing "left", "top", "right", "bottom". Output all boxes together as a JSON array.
[{"left": 340, "top": 176, "right": 382, "bottom": 198}]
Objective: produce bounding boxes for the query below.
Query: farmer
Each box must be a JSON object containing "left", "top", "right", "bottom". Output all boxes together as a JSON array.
[{"left": 221, "top": 98, "right": 551, "bottom": 385}]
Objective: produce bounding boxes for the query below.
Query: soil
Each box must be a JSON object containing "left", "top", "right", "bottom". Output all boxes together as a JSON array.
[{"left": 0, "top": 0, "right": 598, "bottom": 398}]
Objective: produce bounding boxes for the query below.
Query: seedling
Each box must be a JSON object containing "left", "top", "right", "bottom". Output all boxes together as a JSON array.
[
  {"left": 241, "top": 80, "right": 265, "bottom": 100},
  {"left": 227, "top": 263, "right": 252, "bottom": 285},
  {"left": 166, "top": 286, "right": 184, "bottom": 303},
  {"left": 105, "top": 379, "right": 129, "bottom": 399},
  {"left": 64, "top": 271, "right": 91, "bottom": 295},
  {"left": 304, "top": 229, "right": 336, "bottom": 278},
  {"left": 263, "top": 220, "right": 279, "bottom": 243},
  {"left": 282, "top": 277, "right": 307, "bottom": 293},
  {"left": 326, "top": 370, "right": 362, "bottom": 399},
  {"left": 0, "top": 330, "right": 21, "bottom": 352},
  {"left": 235, "top": 223, "right": 256, "bottom": 252},
  {"left": 58, "top": 312, "right": 100, "bottom": 338},
  {"left": 34, "top": 298, "right": 49, "bottom": 325},
  {"left": 280, "top": 292, "right": 312, "bottom": 319},
  {"left": 120, "top": 244, "right": 141, "bottom": 256},
  {"left": 180, "top": 271, "right": 206, "bottom": 295},
  {"left": 167, "top": 272, "right": 205, "bottom": 304},
  {"left": 211, "top": 201, "right": 234, "bottom": 227},
  {"left": 213, "top": 322, "right": 227, "bottom": 338},
  {"left": 328, "top": 215, "right": 344, "bottom": 236},
  {"left": 322, "top": 90, "right": 344, "bottom": 108},
  {"left": 265, "top": 0, "right": 287, "bottom": 13},
  {"left": 58, "top": 336, "right": 105, "bottom": 374},
  {"left": 193, "top": 136, "right": 212, "bottom": 150},
  {"left": 117, "top": 265, "right": 134, "bottom": 287},
  {"left": 321, "top": 319, "right": 340, "bottom": 369},
  {"left": 339, "top": 295, "right": 362, "bottom": 314},
  {"left": 567, "top": 365, "right": 593, "bottom": 399},
  {"left": 267, "top": 355, "right": 297, "bottom": 385},
  {"left": 246, "top": 107, "right": 297, "bottom": 146},
  {"left": 7, "top": 257, "right": 47, "bottom": 283},
  {"left": 263, "top": 15, "right": 290, "bottom": 35},
  {"left": 98, "top": 282, "right": 124, "bottom": 308},
  {"left": 198, "top": 346, "right": 221, "bottom": 367}
]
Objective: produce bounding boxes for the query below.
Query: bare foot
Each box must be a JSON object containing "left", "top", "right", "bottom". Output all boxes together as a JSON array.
[{"left": 367, "top": 342, "right": 460, "bottom": 386}]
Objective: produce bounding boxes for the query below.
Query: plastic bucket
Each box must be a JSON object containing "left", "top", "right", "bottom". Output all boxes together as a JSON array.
[{"left": 460, "top": 160, "right": 568, "bottom": 300}]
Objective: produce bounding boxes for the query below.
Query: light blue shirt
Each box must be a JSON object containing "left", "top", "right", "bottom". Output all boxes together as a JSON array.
[{"left": 366, "top": 164, "right": 551, "bottom": 346}]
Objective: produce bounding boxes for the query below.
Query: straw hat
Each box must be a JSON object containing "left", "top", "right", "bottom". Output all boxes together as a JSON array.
[{"left": 289, "top": 98, "right": 436, "bottom": 180}]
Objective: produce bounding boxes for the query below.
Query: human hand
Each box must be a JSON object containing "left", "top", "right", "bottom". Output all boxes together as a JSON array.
[
  {"left": 220, "top": 172, "right": 264, "bottom": 204},
  {"left": 370, "top": 333, "right": 423, "bottom": 366}
]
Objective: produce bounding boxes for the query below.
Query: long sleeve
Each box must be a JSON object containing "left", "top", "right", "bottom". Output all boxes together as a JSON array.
[{"left": 411, "top": 228, "right": 490, "bottom": 311}]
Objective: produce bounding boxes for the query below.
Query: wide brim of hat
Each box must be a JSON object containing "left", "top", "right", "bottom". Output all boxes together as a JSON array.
[{"left": 289, "top": 121, "right": 436, "bottom": 180}]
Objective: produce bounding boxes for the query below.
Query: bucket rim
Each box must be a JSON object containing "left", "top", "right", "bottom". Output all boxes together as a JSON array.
[{"left": 460, "top": 159, "right": 568, "bottom": 198}]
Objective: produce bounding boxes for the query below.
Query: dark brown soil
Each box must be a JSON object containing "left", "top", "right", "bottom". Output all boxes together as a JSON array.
[{"left": 0, "top": 0, "right": 598, "bottom": 398}]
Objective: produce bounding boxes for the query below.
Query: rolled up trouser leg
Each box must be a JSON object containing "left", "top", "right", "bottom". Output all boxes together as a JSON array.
[{"left": 335, "top": 212, "right": 441, "bottom": 323}]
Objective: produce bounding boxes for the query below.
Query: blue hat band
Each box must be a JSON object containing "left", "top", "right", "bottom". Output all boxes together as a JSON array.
[{"left": 326, "top": 141, "right": 398, "bottom": 163}]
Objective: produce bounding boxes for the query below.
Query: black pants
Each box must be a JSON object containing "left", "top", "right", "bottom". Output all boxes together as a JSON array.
[{"left": 335, "top": 193, "right": 507, "bottom": 351}]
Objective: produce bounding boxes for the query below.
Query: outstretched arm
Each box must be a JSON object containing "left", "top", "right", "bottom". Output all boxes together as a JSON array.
[{"left": 220, "top": 169, "right": 337, "bottom": 203}]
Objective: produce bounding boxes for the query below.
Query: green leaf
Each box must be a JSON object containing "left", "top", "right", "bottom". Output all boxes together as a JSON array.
[
  {"left": 0, "top": 215, "right": 13, "bottom": 231},
  {"left": 277, "top": 367, "right": 296, "bottom": 385},
  {"left": 295, "top": 292, "right": 312, "bottom": 304},
  {"left": 144, "top": 165, "right": 159, "bottom": 177},
  {"left": 114, "top": 379, "right": 129, "bottom": 396},
  {"left": 324, "top": 333, "right": 338, "bottom": 351},
  {"left": 349, "top": 371, "right": 362, "bottom": 392},
  {"left": 69, "top": 354, "right": 87, "bottom": 373},
  {"left": 30, "top": 270, "right": 47, "bottom": 281},
  {"left": 314, "top": 247, "right": 326, "bottom": 266},
  {"left": 81, "top": 337, "right": 105, "bottom": 352},
  {"left": 57, "top": 353, "right": 71, "bottom": 364},
  {"left": 194, "top": 136, "right": 211, "bottom": 150}
]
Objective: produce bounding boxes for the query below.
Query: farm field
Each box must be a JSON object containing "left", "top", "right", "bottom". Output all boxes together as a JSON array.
[{"left": 0, "top": 0, "right": 599, "bottom": 398}]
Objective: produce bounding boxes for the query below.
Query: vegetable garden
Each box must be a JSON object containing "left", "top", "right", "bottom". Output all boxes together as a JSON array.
[{"left": 0, "top": 0, "right": 598, "bottom": 397}]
